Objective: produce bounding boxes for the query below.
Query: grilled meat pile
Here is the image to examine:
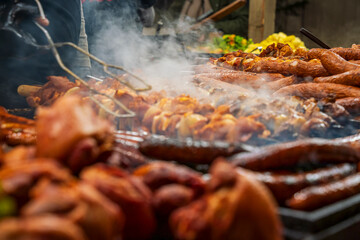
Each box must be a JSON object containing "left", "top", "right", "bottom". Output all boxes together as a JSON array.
[{"left": 0, "top": 95, "right": 283, "bottom": 240}]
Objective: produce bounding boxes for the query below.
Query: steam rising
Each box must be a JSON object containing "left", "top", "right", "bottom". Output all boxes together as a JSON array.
[{"left": 84, "top": 3, "right": 234, "bottom": 101}]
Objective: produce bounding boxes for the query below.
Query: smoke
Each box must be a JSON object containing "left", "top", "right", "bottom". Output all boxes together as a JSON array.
[{"left": 83, "top": 1, "right": 225, "bottom": 100}]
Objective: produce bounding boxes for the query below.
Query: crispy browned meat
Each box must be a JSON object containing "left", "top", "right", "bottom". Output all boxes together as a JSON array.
[
  {"left": 22, "top": 180, "right": 124, "bottom": 240},
  {"left": 36, "top": 95, "right": 113, "bottom": 168},
  {"left": 331, "top": 47, "right": 360, "bottom": 60},
  {"left": 248, "top": 163, "right": 356, "bottom": 203},
  {"left": 1, "top": 146, "right": 36, "bottom": 167},
  {"left": 26, "top": 76, "right": 78, "bottom": 107},
  {"left": 336, "top": 97, "right": 360, "bottom": 115},
  {"left": 0, "top": 159, "right": 73, "bottom": 203},
  {"left": 314, "top": 68, "right": 360, "bottom": 87},
  {"left": 230, "top": 138, "right": 360, "bottom": 171},
  {"left": 308, "top": 48, "right": 359, "bottom": 75},
  {"left": 138, "top": 135, "right": 248, "bottom": 164},
  {"left": 152, "top": 184, "right": 195, "bottom": 217},
  {"left": 0, "top": 215, "right": 88, "bottom": 240},
  {"left": 286, "top": 172, "right": 360, "bottom": 211},
  {"left": 195, "top": 71, "right": 284, "bottom": 86},
  {"left": 80, "top": 164, "right": 156, "bottom": 240},
  {"left": 244, "top": 58, "right": 329, "bottom": 77},
  {"left": 0, "top": 109, "right": 36, "bottom": 146},
  {"left": 170, "top": 159, "right": 283, "bottom": 240},
  {"left": 133, "top": 161, "right": 206, "bottom": 195},
  {"left": 273, "top": 83, "right": 360, "bottom": 100}
]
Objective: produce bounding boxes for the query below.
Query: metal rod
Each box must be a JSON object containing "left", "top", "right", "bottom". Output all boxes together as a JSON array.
[{"left": 300, "top": 28, "right": 331, "bottom": 49}]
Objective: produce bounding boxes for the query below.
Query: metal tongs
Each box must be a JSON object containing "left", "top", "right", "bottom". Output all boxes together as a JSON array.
[{"left": 1, "top": 0, "right": 152, "bottom": 118}]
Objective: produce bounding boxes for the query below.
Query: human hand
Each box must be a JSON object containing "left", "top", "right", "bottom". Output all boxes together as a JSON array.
[{"left": 0, "top": 0, "right": 49, "bottom": 44}]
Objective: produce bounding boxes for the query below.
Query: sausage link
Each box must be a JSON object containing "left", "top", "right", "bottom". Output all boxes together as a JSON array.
[
  {"left": 314, "top": 69, "right": 360, "bottom": 87},
  {"left": 331, "top": 47, "right": 360, "bottom": 60},
  {"left": 336, "top": 97, "right": 360, "bottom": 115},
  {"left": 251, "top": 163, "right": 356, "bottom": 203},
  {"left": 230, "top": 138, "right": 360, "bottom": 171},
  {"left": 286, "top": 172, "right": 360, "bottom": 211},
  {"left": 273, "top": 83, "right": 360, "bottom": 100},
  {"left": 308, "top": 48, "right": 359, "bottom": 75}
]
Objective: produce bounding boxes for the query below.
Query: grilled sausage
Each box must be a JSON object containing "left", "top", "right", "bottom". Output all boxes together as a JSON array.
[
  {"left": 308, "top": 48, "right": 358, "bottom": 75},
  {"left": 273, "top": 83, "right": 360, "bottom": 100},
  {"left": 286, "top": 172, "right": 360, "bottom": 211},
  {"left": 314, "top": 68, "right": 360, "bottom": 87},
  {"left": 139, "top": 135, "right": 252, "bottom": 164},
  {"left": 196, "top": 71, "right": 285, "bottom": 84},
  {"left": 248, "top": 163, "right": 356, "bottom": 203},
  {"left": 244, "top": 57, "right": 329, "bottom": 77},
  {"left": 230, "top": 138, "right": 360, "bottom": 171},
  {"left": 331, "top": 47, "right": 360, "bottom": 60},
  {"left": 336, "top": 97, "right": 360, "bottom": 115}
]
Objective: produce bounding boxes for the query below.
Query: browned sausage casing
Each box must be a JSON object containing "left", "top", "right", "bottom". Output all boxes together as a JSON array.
[
  {"left": 196, "top": 71, "right": 284, "bottom": 84},
  {"left": 250, "top": 163, "right": 356, "bottom": 203},
  {"left": 230, "top": 138, "right": 360, "bottom": 171},
  {"left": 336, "top": 97, "right": 360, "bottom": 115},
  {"left": 331, "top": 47, "right": 360, "bottom": 60},
  {"left": 139, "top": 135, "right": 250, "bottom": 164},
  {"left": 286, "top": 172, "right": 360, "bottom": 211},
  {"left": 244, "top": 58, "right": 329, "bottom": 77},
  {"left": 273, "top": 83, "right": 360, "bottom": 100},
  {"left": 308, "top": 48, "right": 359, "bottom": 75},
  {"left": 314, "top": 69, "right": 360, "bottom": 87}
]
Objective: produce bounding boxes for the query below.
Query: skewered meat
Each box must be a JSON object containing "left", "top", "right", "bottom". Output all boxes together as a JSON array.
[
  {"left": 36, "top": 95, "right": 114, "bottom": 171},
  {"left": 170, "top": 159, "right": 283, "bottom": 240},
  {"left": 286, "top": 172, "right": 360, "bottom": 211},
  {"left": 80, "top": 164, "right": 156, "bottom": 240},
  {"left": 0, "top": 215, "right": 88, "bottom": 240},
  {"left": 273, "top": 83, "right": 360, "bottom": 100},
  {"left": 314, "top": 68, "right": 360, "bottom": 87},
  {"left": 246, "top": 163, "right": 356, "bottom": 203},
  {"left": 308, "top": 48, "right": 358, "bottom": 75},
  {"left": 230, "top": 138, "right": 360, "bottom": 171}
]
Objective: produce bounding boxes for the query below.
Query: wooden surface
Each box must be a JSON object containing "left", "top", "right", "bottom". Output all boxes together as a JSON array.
[{"left": 248, "top": 0, "right": 277, "bottom": 43}]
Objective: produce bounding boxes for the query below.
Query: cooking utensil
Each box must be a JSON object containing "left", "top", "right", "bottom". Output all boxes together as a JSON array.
[
  {"left": 300, "top": 28, "right": 331, "bottom": 49},
  {"left": 2, "top": 0, "right": 153, "bottom": 119}
]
